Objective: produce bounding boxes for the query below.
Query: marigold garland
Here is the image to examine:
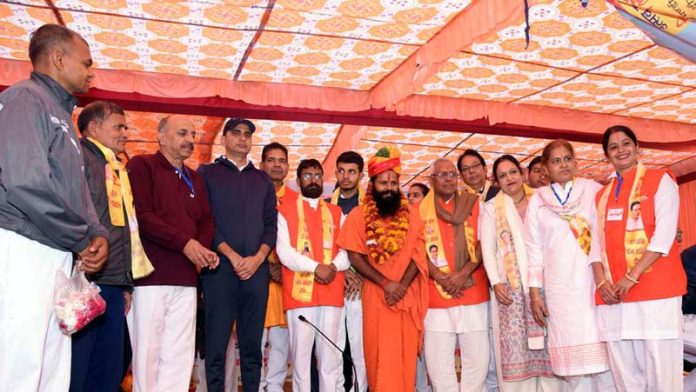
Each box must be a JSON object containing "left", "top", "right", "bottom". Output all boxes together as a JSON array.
[{"left": 363, "top": 186, "right": 410, "bottom": 265}]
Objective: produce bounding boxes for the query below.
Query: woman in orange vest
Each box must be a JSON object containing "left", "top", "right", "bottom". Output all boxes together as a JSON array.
[{"left": 591, "top": 125, "right": 686, "bottom": 392}]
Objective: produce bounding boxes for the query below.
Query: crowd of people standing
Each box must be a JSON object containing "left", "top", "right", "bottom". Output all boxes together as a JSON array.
[{"left": 0, "top": 24, "right": 687, "bottom": 392}]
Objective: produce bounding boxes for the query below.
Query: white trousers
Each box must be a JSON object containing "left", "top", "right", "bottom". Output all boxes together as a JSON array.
[
  {"left": 684, "top": 368, "right": 696, "bottom": 391},
  {"left": 565, "top": 371, "right": 615, "bottom": 392},
  {"left": 486, "top": 313, "right": 500, "bottom": 392},
  {"left": 287, "top": 306, "right": 343, "bottom": 392},
  {"left": 194, "top": 354, "right": 207, "bottom": 392},
  {"left": 416, "top": 351, "right": 432, "bottom": 392},
  {"left": 195, "top": 333, "right": 239, "bottom": 392},
  {"left": 336, "top": 298, "right": 368, "bottom": 392},
  {"left": 128, "top": 285, "right": 197, "bottom": 392},
  {"left": 0, "top": 228, "right": 72, "bottom": 392},
  {"left": 425, "top": 330, "right": 490, "bottom": 392},
  {"left": 262, "top": 326, "right": 290, "bottom": 392},
  {"left": 607, "top": 338, "right": 683, "bottom": 392}
]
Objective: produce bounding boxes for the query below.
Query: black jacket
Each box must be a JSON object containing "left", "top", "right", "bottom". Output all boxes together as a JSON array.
[
  {"left": 682, "top": 244, "right": 696, "bottom": 315},
  {"left": 0, "top": 72, "right": 106, "bottom": 252},
  {"left": 484, "top": 185, "right": 501, "bottom": 202},
  {"left": 198, "top": 157, "right": 277, "bottom": 258},
  {"left": 80, "top": 138, "right": 133, "bottom": 288}
]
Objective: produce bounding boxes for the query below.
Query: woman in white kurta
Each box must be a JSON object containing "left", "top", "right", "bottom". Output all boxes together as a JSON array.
[
  {"left": 524, "top": 140, "right": 615, "bottom": 391},
  {"left": 590, "top": 126, "right": 686, "bottom": 392},
  {"left": 481, "top": 155, "right": 562, "bottom": 392}
]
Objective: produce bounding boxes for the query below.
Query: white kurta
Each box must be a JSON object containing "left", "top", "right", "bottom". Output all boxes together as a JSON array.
[
  {"left": 0, "top": 228, "right": 73, "bottom": 392},
  {"left": 595, "top": 173, "right": 682, "bottom": 342},
  {"left": 481, "top": 193, "right": 568, "bottom": 392},
  {"left": 594, "top": 173, "right": 683, "bottom": 392},
  {"left": 276, "top": 196, "right": 350, "bottom": 392},
  {"left": 276, "top": 197, "right": 350, "bottom": 273},
  {"left": 524, "top": 178, "right": 610, "bottom": 377}
]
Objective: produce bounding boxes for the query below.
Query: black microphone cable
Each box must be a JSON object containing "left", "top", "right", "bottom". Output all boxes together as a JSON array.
[{"left": 298, "top": 314, "right": 359, "bottom": 392}]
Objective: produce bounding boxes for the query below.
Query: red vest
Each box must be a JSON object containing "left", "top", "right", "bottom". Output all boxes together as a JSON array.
[
  {"left": 278, "top": 199, "right": 344, "bottom": 310},
  {"left": 428, "top": 199, "right": 490, "bottom": 308},
  {"left": 596, "top": 167, "right": 686, "bottom": 304}
]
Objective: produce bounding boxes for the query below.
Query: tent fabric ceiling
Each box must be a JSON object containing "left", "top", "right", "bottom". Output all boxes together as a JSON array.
[
  {"left": 94, "top": 109, "right": 694, "bottom": 185},
  {"left": 1, "top": 0, "right": 695, "bottom": 183}
]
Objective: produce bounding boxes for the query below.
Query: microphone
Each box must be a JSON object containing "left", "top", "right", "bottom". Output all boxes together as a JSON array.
[{"left": 298, "top": 315, "right": 360, "bottom": 392}]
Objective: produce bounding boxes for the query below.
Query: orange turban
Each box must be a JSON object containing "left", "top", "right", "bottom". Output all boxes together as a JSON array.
[{"left": 367, "top": 146, "right": 401, "bottom": 178}]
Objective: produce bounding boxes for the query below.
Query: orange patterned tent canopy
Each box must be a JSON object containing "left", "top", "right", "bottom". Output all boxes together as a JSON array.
[
  {"left": 100, "top": 110, "right": 693, "bottom": 187},
  {"left": 1, "top": 0, "right": 695, "bottom": 183}
]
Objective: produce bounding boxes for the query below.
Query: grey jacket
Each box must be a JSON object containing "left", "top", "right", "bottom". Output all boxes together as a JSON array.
[
  {"left": 80, "top": 138, "right": 133, "bottom": 288},
  {"left": 0, "top": 72, "right": 107, "bottom": 253}
]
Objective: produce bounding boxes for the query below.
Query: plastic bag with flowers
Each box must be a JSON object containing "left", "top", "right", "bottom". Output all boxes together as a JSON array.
[{"left": 53, "top": 265, "right": 106, "bottom": 335}]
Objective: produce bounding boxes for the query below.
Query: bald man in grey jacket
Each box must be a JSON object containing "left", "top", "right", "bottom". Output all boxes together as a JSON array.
[{"left": 0, "top": 24, "right": 108, "bottom": 391}]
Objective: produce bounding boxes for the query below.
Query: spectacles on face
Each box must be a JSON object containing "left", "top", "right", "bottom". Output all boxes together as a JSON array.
[
  {"left": 459, "top": 162, "right": 482, "bottom": 174},
  {"left": 548, "top": 155, "right": 574, "bottom": 167},
  {"left": 301, "top": 173, "right": 323, "bottom": 181},
  {"left": 431, "top": 171, "right": 459, "bottom": 179}
]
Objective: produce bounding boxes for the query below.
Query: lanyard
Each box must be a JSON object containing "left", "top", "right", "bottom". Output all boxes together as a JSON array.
[
  {"left": 614, "top": 174, "right": 623, "bottom": 201},
  {"left": 174, "top": 165, "right": 195, "bottom": 198},
  {"left": 551, "top": 182, "right": 572, "bottom": 206}
]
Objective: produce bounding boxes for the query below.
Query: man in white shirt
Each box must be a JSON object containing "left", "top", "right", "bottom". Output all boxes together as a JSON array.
[{"left": 276, "top": 159, "right": 351, "bottom": 392}]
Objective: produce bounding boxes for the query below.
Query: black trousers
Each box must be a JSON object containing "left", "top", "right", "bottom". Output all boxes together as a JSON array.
[{"left": 201, "top": 258, "right": 269, "bottom": 392}]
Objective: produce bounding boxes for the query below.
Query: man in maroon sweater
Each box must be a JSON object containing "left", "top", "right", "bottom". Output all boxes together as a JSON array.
[{"left": 126, "top": 114, "right": 219, "bottom": 392}]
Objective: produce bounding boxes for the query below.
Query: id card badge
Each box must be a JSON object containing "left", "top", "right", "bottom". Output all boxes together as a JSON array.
[
  {"left": 432, "top": 255, "right": 448, "bottom": 268},
  {"left": 607, "top": 208, "right": 624, "bottom": 221}
]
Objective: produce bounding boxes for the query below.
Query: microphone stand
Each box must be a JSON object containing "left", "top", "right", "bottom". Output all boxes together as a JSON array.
[{"left": 298, "top": 315, "right": 359, "bottom": 392}]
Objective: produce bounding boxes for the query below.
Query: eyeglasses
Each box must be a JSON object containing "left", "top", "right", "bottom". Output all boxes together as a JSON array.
[
  {"left": 301, "top": 173, "right": 323, "bottom": 181},
  {"left": 459, "top": 162, "right": 482, "bottom": 174},
  {"left": 431, "top": 171, "right": 459, "bottom": 179}
]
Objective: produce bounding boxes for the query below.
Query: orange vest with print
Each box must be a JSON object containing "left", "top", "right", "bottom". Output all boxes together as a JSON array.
[
  {"left": 596, "top": 167, "right": 686, "bottom": 304},
  {"left": 279, "top": 199, "right": 345, "bottom": 311},
  {"left": 427, "top": 199, "right": 490, "bottom": 308},
  {"left": 265, "top": 187, "right": 298, "bottom": 328}
]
